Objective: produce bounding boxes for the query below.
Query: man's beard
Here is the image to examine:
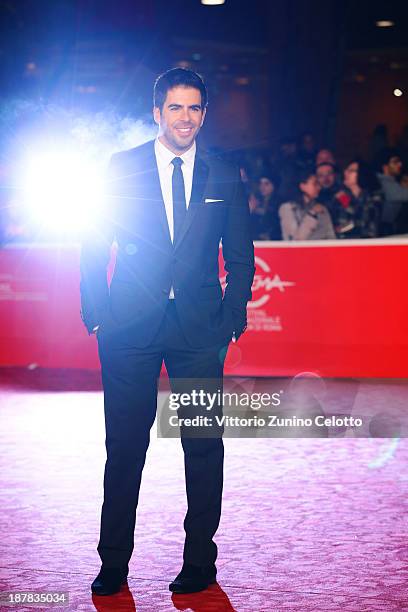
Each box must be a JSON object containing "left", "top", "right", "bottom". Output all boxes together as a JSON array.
[{"left": 166, "top": 127, "right": 197, "bottom": 151}]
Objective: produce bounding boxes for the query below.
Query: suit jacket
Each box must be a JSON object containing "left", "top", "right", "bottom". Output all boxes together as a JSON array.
[{"left": 79, "top": 139, "right": 255, "bottom": 348}]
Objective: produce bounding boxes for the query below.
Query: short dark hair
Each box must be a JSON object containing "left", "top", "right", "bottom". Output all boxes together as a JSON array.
[
  {"left": 296, "top": 168, "right": 316, "bottom": 185},
  {"left": 316, "top": 162, "right": 336, "bottom": 173},
  {"left": 153, "top": 67, "right": 208, "bottom": 110},
  {"left": 279, "top": 167, "right": 315, "bottom": 204},
  {"left": 256, "top": 170, "right": 281, "bottom": 190},
  {"left": 344, "top": 157, "right": 360, "bottom": 170},
  {"left": 377, "top": 147, "right": 401, "bottom": 171}
]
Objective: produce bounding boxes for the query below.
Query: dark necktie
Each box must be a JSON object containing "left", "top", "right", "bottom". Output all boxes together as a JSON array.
[{"left": 171, "top": 157, "right": 187, "bottom": 243}]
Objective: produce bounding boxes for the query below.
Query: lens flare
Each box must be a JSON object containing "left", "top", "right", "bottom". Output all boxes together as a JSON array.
[{"left": 22, "top": 151, "right": 104, "bottom": 231}]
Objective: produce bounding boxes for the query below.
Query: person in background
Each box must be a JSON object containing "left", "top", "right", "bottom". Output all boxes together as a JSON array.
[
  {"left": 249, "top": 173, "right": 282, "bottom": 240},
  {"left": 273, "top": 136, "right": 299, "bottom": 200},
  {"left": 331, "top": 159, "right": 382, "bottom": 238},
  {"left": 239, "top": 165, "right": 249, "bottom": 184},
  {"left": 316, "top": 161, "right": 339, "bottom": 216},
  {"left": 376, "top": 148, "right": 408, "bottom": 235},
  {"left": 239, "top": 162, "right": 252, "bottom": 200},
  {"left": 297, "top": 131, "right": 316, "bottom": 171},
  {"left": 316, "top": 148, "right": 336, "bottom": 167},
  {"left": 400, "top": 170, "right": 408, "bottom": 189},
  {"left": 277, "top": 135, "right": 297, "bottom": 161},
  {"left": 279, "top": 169, "right": 336, "bottom": 240}
]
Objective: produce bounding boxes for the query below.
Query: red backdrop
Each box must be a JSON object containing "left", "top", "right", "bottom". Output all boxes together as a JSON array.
[{"left": 0, "top": 240, "right": 407, "bottom": 377}]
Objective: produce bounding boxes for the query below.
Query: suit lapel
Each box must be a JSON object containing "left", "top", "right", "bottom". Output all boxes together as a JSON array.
[
  {"left": 173, "top": 152, "right": 209, "bottom": 250},
  {"left": 141, "top": 143, "right": 173, "bottom": 246}
]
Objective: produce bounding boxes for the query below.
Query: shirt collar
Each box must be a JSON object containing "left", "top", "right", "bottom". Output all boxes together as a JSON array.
[{"left": 155, "top": 136, "right": 196, "bottom": 169}]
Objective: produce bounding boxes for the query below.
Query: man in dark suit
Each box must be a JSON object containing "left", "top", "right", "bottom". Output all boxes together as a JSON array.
[{"left": 80, "top": 68, "right": 255, "bottom": 595}]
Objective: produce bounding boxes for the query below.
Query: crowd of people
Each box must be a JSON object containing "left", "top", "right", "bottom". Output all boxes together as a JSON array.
[{"left": 233, "top": 131, "right": 408, "bottom": 241}]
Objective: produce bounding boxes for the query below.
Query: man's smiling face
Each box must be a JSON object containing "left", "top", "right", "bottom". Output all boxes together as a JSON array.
[{"left": 153, "top": 86, "right": 206, "bottom": 154}]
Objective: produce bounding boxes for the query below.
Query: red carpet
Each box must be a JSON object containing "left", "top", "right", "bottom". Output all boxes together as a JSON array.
[{"left": 1, "top": 368, "right": 407, "bottom": 611}]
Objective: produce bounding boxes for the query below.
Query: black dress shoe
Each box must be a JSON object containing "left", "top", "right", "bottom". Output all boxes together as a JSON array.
[
  {"left": 91, "top": 565, "right": 129, "bottom": 595},
  {"left": 169, "top": 562, "right": 217, "bottom": 594}
]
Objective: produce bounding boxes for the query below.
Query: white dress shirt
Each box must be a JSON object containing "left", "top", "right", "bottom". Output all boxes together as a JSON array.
[{"left": 154, "top": 136, "right": 196, "bottom": 298}]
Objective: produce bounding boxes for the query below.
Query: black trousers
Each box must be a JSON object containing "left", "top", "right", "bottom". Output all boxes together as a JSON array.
[{"left": 96, "top": 300, "right": 229, "bottom": 568}]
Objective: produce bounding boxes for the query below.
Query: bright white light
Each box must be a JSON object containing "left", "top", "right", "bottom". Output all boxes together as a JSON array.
[
  {"left": 376, "top": 20, "right": 394, "bottom": 27},
  {"left": 22, "top": 151, "right": 104, "bottom": 231},
  {"left": 201, "top": 0, "right": 225, "bottom": 5},
  {"left": 393, "top": 88, "right": 403, "bottom": 97}
]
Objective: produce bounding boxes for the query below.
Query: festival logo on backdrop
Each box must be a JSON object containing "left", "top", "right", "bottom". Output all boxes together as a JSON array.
[
  {"left": 221, "top": 254, "right": 296, "bottom": 332},
  {"left": 233, "top": 255, "right": 296, "bottom": 332}
]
